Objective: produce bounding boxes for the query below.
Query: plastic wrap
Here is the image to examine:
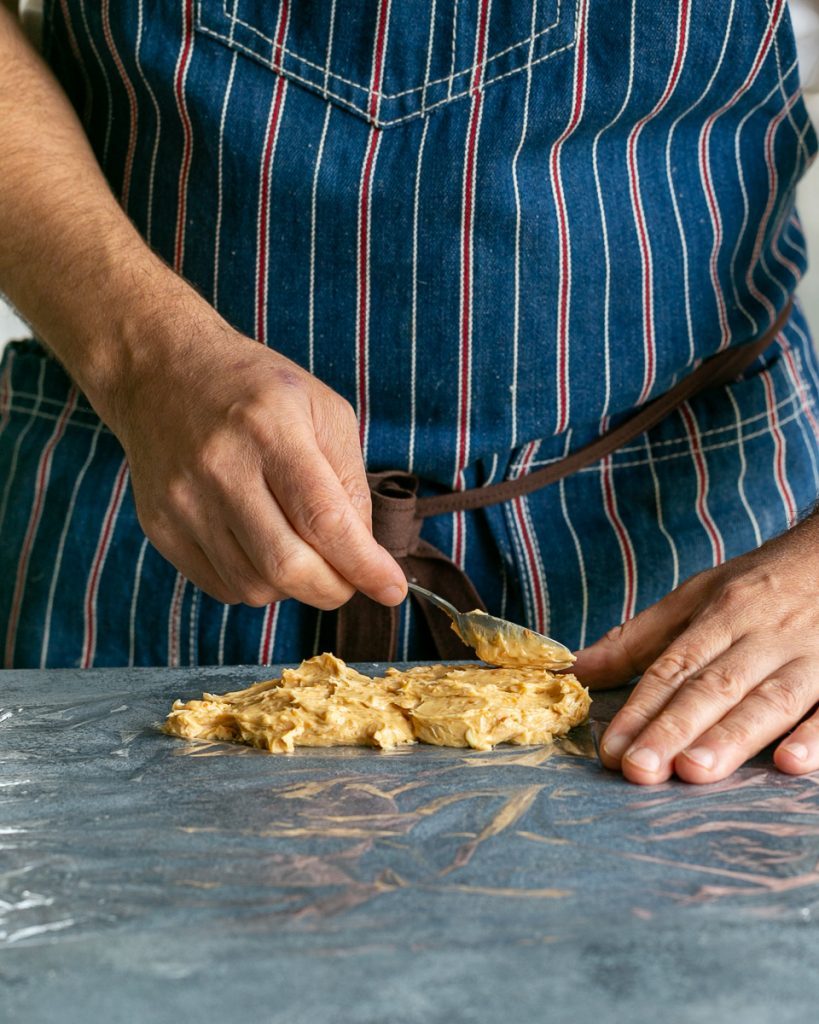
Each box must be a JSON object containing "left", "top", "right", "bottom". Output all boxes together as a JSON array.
[{"left": 2, "top": 664, "right": 819, "bottom": 1023}]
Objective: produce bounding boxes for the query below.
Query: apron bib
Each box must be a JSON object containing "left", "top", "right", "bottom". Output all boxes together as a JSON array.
[{"left": 1, "top": 0, "right": 818, "bottom": 666}]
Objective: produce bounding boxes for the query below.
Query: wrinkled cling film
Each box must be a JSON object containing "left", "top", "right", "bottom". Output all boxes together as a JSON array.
[{"left": 2, "top": 663, "right": 819, "bottom": 966}]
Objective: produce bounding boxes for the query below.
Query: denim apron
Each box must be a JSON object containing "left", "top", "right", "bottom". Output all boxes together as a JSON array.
[{"left": 1, "top": 0, "right": 818, "bottom": 667}]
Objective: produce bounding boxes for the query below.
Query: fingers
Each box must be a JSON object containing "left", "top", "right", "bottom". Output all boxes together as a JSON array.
[
  {"left": 674, "top": 660, "right": 817, "bottom": 783},
  {"left": 147, "top": 529, "right": 250, "bottom": 607},
  {"left": 602, "top": 635, "right": 784, "bottom": 783},
  {"left": 314, "top": 394, "right": 373, "bottom": 531},
  {"left": 128, "top": 345, "right": 406, "bottom": 609},
  {"left": 775, "top": 705, "right": 819, "bottom": 775},
  {"left": 221, "top": 484, "right": 356, "bottom": 610},
  {"left": 572, "top": 576, "right": 706, "bottom": 689},
  {"left": 266, "top": 425, "right": 406, "bottom": 605}
]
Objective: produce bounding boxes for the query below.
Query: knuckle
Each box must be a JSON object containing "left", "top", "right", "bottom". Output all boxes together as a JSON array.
[
  {"left": 165, "top": 476, "right": 195, "bottom": 517},
  {"left": 755, "top": 678, "right": 803, "bottom": 720},
  {"left": 310, "top": 581, "right": 356, "bottom": 611},
  {"left": 649, "top": 649, "right": 702, "bottom": 686},
  {"left": 714, "top": 570, "right": 780, "bottom": 619},
  {"left": 652, "top": 709, "right": 692, "bottom": 746},
  {"left": 134, "top": 501, "right": 163, "bottom": 539},
  {"left": 603, "top": 622, "right": 628, "bottom": 648},
  {"left": 693, "top": 665, "right": 745, "bottom": 706},
  {"left": 266, "top": 546, "right": 353, "bottom": 608},
  {"left": 137, "top": 508, "right": 174, "bottom": 553},
  {"left": 744, "top": 567, "right": 780, "bottom": 600},
  {"left": 334, "top": 395, "right": 358, "bottom": 426},
  {"left": 208, "top": 584, "right": 241, "bottom": 606},
  {"left": 239, "top": 584, "right": 277, "bottom": 608},
  {"left": 227, "top": 396, "right": 294, "bottom": 446},
  {"left": 602, "top": 623, "right": 639, "bottom": 674},
  {"left": 348, "top": 487, "right": 372, "bottom": 521},
  {"left": 273, "top": 549, "right": 315, "bottom": 593},
  {"left": 224, "top": 569, "right": 267, "bottom": 607},
  {"left": 193, "top": 438, "right": 230, "bottom": 482},
  {"left": 714, "top": 718, "right": 754, "bottom": 748},
  {"left": 614, "top": 704, "right": 654, "bottom": 735},
  {"left": 297, "top": 497, "right": 357, "bottom": 548},
  {"left": 713, "top": 579, "right": 747, "bottom": 613}
]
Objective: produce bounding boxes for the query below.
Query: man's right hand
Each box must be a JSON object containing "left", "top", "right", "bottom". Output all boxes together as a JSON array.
[
  {"left": 0, "top": 5, "right": 406, "bottom": 612},
  {"left": 107, "top": 314, "right": 407, "bottom": 610}
]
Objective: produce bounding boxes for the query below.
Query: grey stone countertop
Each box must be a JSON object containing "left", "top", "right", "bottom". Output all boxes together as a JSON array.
[{"left": 1, "top": 663, "right": 817, "bottom": 1024}]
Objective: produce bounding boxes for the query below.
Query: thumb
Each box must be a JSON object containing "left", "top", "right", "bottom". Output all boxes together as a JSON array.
[{"left": 572, "top": 587, "right": 694, "bottom": 689}]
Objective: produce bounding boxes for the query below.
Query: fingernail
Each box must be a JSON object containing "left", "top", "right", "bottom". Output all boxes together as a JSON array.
[
  {"left": 625, "top": 747, "right": 661, "bottom": 773},
  {"left": 601, "top": 733, "right": 630, "bottom": 760},
  {"left": 681, "top": 746, "right": 716, "bottom": 770},
  {"left": 379, "top": 585, "right": 406, "bottom": 605},
  {"left": 781, "top": 742, "right": 809, "bottom": 762}
]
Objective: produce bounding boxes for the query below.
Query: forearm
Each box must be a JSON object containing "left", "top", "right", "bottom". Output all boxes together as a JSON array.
[{"left": 0, "top": 7, "right": 209, "bottom": 428}]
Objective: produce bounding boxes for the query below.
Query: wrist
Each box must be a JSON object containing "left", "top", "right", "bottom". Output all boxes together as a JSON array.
[{"left": 56, "top": 252, "right": 225, "bottom": 435}]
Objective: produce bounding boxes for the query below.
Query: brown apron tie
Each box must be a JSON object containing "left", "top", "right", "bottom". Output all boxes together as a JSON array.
[
  {"left": 335, "top": 472, "right": 487, "bottom": 661},
  {"left": 335, "top": 302, "right": 792, "bottom": 661}
]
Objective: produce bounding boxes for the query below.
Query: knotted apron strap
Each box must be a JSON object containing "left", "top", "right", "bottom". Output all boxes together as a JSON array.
[
  {"left": 335, "top": 473, "right": 484, "bottom": 661},
  {"left": 416, "top": 301, "right": 793, "bottom": 518},
  {"left": 335, "top": 301, "right": 791, "bottom": 662}
]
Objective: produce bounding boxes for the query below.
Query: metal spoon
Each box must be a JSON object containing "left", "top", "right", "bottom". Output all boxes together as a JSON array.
[{"left": 407, "top": 581, "right": 575, "bottom": 670}]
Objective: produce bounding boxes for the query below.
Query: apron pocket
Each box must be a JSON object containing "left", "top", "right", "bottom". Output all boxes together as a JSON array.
[{"left": 195, "top": 0, "right": 578, "bottom": 127}]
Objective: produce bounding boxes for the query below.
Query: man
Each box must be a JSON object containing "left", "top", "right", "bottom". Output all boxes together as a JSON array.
[{"left": 1, "top": 0, "right": 819, "bottom": 786}]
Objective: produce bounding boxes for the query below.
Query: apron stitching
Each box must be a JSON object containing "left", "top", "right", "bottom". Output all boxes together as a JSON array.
[
  {"left": 216, "top": 0, "right": 563, "bottom": 97},
  {"left": 0, "top": 360, "right": 46, "bottom": 540},
  {"left": 447, "top": 0, "right": 459, "bottom": 101},
  {"left": 550, "top": 402, "right": 814, "bottom": 472},
  {"left": 781, "top": 347, "right": 819, "bottom": 489},
  {"left": 518, "top": 387, "right": 801, "bottom": 469},
  {"left": 321, "top": 0, "right": 337, "bottom": 97},
  {"left": 195, "top": 23, "right": 576, "bottom": 127},
  {"left": 420, "top": 0, "right": 437, "bottom": 115},
  {"left": 4, "top": 388, "right": 79, "bottom": 669}
]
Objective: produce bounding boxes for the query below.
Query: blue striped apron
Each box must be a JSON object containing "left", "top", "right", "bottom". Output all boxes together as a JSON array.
[{"left": 1, "top": 0, "right": 818, "bottom": 667}]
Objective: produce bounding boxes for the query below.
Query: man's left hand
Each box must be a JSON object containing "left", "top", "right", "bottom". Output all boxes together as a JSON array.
[{"left": 572, "top": 509, "right": 819, "bottom": 784}]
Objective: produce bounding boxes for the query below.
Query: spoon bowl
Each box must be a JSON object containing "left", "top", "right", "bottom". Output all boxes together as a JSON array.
[{"left": 407, "top": 582, "right": 575, "bottom": 670}]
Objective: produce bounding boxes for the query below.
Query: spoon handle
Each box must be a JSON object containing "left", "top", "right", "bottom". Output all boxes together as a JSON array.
[{"left": 406, "top": 582, "right": 462, "bottom": 623}]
